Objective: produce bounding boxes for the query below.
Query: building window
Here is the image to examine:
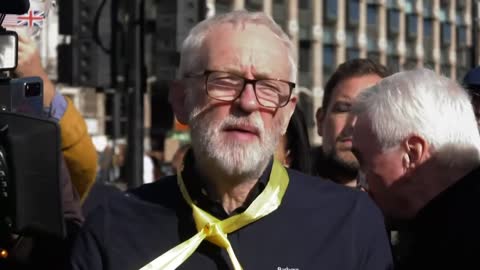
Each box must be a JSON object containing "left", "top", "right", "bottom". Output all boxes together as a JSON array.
[
  {"left": 388, "top": 9, "right": 400, "bottom": 36},
  {"left": 347, "top": 0, "right": 360, "bottom": 27},
  {"left": 367, "top": 52, "right": 381, "bottom": 63},
  {"left": 323, "top": 45, "right": 336, "bottom": 81},
  {"left": 407, "top": 14, "right": 418, "bottom": 40},
  {"left": 404, "top": 0, "right": 415, "bottom": 13},
  {"left": 439, "top": 3, "right": 448, "bottom": 22},
  {"left": 367, "top": 36, "right": 378, "bottom": 51},
  {"left": 406, "top": 42, "right": 416, "bottom": 59},
  {"left": 272, "top": 2, "right": 286, "bottom": 28},
  {"left": 347, "top": 48, "right": 360, "bottom": 61},
  {"left": 323, "top": 26, "right": 335, "bottom": 44},
  {"left": 245, "top": 0, "right": 262, "bottom": 10},
  {"left": 299, "top": 0, "right": 310, "bottom": 9},
  {"left": 387, "top": 0, "right": 397, "bottom": 8},
  {"left": 424, "top": 19, "right": 434, "bottom": 61},
  {"left": 404, "top": 59, "right": 417, "bottom": 70},
  {"left": 367, "top": 5, "right": 379, "bottom": 26},
  {"left": 299, "top": 41, "right": 311, "bottom": 73},
  {"left": 423, "top": 0, "right": 433, "bottom": 17},
  {"left": 424, "top": 61, "right": 435, "bottom": 69},
  {"left": 324, "top": 0, "right": 338, "bottom": 23},
  {"left": 423, "top": 19, "right": 433, "bottom": 37},
  {"left": 457, "top": 49, "right": 469, "bottom": 67},
  {"left": 298, "top": 9, "right": 312, "bottom": 40},
  {"left": 441, "top": 22, "right": 451, "bottom": 46},
  {"left": 387, "top": 40, "right": 396, "bottom": 55},
  {"left": 387, "top": 56, "right": 400, "bottom": 72},
  {"left": 440, "top": 49, "right": 449, "bottom": 65},
  {"left": 457, "top": 25, "right": 467, "bottom": 48},
  {"left": 346, "top": 30, "right": 356, "bottom": 47},
  {"left": 215, "top": 3, "right": 230, "bottom": 15},
  {"left": 456, "top": 12, "right": 463, "bottom": 25},
  {"left": 441, "top": 65, "right": 451, "bottom": 78}
]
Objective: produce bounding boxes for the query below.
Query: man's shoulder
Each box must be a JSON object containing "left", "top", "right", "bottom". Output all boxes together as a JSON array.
[
  {"left": 285, "top": 169, "right": 381, "bottom": 217},
  {"left": 287, "top": 169, "right": 359, "bottom": 200},
  {"left": 129, "top": 175, "right": 180, "bottom": 203},
  {"left": 84, "top": 176, "right": 182, "bottom": 225}
]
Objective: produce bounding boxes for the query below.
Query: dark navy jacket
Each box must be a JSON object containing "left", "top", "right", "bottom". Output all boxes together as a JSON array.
[{"left": 69, "top": 166, "right": 393, "bottom": 270}]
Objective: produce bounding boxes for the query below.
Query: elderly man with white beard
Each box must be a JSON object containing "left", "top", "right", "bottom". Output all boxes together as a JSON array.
[{"left": 69, "top": 10, "right": 393, "bottom": 270}]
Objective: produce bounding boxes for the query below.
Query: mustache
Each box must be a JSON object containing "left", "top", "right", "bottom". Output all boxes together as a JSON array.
[{"left": 219, "top": 114, "right": 265, "bottom": 136}]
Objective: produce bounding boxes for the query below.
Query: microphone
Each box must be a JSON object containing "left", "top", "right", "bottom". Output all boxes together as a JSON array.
[{"left": 0, "top": 0, "right": 30, "bottom": 15}]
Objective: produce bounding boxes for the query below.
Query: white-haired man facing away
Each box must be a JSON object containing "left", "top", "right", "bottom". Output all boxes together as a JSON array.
[{"left": 351, "top": 68, "right": 480, "bottom": 270}]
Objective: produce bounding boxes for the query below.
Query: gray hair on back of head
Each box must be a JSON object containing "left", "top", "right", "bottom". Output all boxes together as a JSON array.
[
  {"left": 178, "top": 10, "right": 297, "bottom": 82},
  {"left": 352, "top": 68, "right": 480, "bottom": 166}
]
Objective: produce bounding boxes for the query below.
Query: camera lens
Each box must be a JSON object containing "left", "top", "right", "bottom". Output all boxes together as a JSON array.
[{"left": 24, "top": 82, "right": 41, "bottom": 97}]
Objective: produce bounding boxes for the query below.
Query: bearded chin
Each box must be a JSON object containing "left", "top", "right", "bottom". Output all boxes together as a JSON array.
[{"left": 189, "top": 110, "right": 280, "bottom": 179}]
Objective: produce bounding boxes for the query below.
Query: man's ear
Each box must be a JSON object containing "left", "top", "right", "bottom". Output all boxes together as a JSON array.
[
  {"left": 403, "top": 135, "right": 429, "bottom": 169},
  {"left": 315, "top": 107, "right": 325, "bottom": 137},
  {"left": 169, "top": 80, "right": 189, "bottom": 124},
  {"left": 281, "top": 96, "right": 298, "bottom": 135}
]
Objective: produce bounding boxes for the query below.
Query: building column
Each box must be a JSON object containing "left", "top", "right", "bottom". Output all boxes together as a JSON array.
[
  {"left": 359, "top": 0, "right": 368, "bottom": 58},
  {"left": 433, "top": 0, "right": 441, "bottom": 73},
  {"left": 449, "top": 0, "right": 457, "bottom": 79},
  {"left": 336, "top": 0, "right": 346, "bottom": 65},
  {"left": 287, "top": 0, "right": 299, "bottom": 60},
  {"left": 96, "top": 92, "right": 106, "bottom": 136},
  {"left": 398, "top": 0, "right": 407, "bottom": 69},
  {"left": 206, "top": 0, "right": 216, "bottom": 18},
  {"left": 263, "top": 0, "right": 273, "bottom": 16},
  {"left": 416, "top": 0, "right": 424, "bottom": 67},
  {"left": 378, "top": 0, "right": 388, "bottom": 65},
  {"left": 311, "top": 0, "right": 323, "bottom": 144},
  {"left": 471, "top": 0, "right": 480, "bottom": 66},
  {"left": 233, "top": 0, "right": 245, "bottom": 10}
]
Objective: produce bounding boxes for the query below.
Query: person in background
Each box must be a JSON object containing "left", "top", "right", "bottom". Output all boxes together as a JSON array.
[
  {"left": 14, "top": 28, "right": 97, "bottom": 202},
  {"left": 314, "top": 59, "right": 390, "bottom": 187},
  {"left": 351, "top": 68, "right": 480, "bottom": 269},
  {"left": 463, "top": 66, "right": 480, "bottom": 127},
  {"left": 170, "top": 143, "right": 191, "bottom": 173},
  {"left": 275, "top": 108, "right": 312, "bottom": 174},
  {"left": 69, "top": 10, "right": 392, "bottom": 270},
  {"left": 2, "top": 27, "right": 95, "bottom": 269}
]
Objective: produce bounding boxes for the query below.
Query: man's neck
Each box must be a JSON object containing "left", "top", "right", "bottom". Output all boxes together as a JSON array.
[
  {"left": 206, "top": 178, "right": 259, "bottom": 214},
  {"left": 194, "top": 159, "right": 268, "bottom": 214},
  {"left": 333, "top": 176, "right": 357, "bottom": 188}
]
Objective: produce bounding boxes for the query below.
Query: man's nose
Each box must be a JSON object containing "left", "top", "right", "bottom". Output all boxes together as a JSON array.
[{"left": 237, "top": 83, "right": 260, "bottom": 112}]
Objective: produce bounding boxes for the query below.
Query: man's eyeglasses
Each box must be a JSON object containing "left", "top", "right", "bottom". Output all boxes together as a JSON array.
[{"left": 186, "top": 70, "right": 296, "bottom": 108}]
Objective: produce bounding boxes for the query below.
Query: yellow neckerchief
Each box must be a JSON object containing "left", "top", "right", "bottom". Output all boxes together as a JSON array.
[{"left": 139, "top": 159, "right": 289, "bottom": 270}]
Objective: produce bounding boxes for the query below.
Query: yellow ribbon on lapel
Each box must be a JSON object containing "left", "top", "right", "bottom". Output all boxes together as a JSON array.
[{"left": 139, "top": 159, "right": 289, "bottom": 270}]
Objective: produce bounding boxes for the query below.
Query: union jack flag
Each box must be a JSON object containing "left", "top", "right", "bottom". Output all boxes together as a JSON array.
[{"left": 2, "top": 10, "right": 45, "bottom": 28}]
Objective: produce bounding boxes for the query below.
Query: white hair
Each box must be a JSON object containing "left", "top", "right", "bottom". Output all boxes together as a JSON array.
[
  {"left": 352, "top": 68, "right": 480, "bottom": 166},
  {"left": 178, "top": 10, "right": 297, "bottom": 82}
]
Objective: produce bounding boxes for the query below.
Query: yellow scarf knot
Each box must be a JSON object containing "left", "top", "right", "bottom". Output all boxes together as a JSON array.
[{"left": 139, "top": 160, "right": 289, "bottom": 270}]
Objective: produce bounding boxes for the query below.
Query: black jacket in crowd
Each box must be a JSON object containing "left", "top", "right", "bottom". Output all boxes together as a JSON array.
[{"left": 394, "top": 166, "right": 480, "bottom": 270}]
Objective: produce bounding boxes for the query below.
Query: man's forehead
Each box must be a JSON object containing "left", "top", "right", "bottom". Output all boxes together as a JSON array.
[
  {"left": 333, "top": 75, "right": 382, "bottom": 98},
  {"left": 201, "top": 24, "right": 292, "bottom": 79}
]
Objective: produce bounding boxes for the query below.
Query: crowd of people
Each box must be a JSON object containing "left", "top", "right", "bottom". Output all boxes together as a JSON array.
[{"left": 3, "top": 9, "right": 480, "bottom": 270}]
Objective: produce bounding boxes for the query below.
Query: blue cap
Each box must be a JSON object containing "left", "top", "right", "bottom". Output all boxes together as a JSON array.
[{"left": 463, "top": 66, "right": 480, "bottom": 88}]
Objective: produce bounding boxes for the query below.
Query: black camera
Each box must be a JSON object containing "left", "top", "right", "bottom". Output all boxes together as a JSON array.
[{"left": 0, "top": 0, "right": 65, "bottom": 258}]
